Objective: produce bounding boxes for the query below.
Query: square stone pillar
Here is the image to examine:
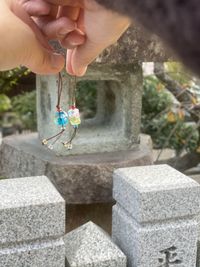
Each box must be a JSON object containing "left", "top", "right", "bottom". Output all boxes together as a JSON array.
[
  {"left": 0, "top": 176, "right": 65, "bottom": 267},
  {"left": 112, "top": 165, "right": 200, "bottom": 267}
]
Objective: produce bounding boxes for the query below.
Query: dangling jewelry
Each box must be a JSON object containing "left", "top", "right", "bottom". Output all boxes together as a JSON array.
[
  {"left": 62, "top": 76, "right": 81, "bottom": 150},
  {"left": 42, "top": 73, "right": 81, "bottom": 151}
]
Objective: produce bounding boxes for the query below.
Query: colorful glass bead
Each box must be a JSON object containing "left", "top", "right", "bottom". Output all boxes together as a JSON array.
[
  {"left": 68, "top": 107, "right": 81, "bottom": 126},
  {"left": 54, "top": 111, "right": 68, "bottom": 126},
  {"left": 42, "top": 139, "right": 48, "bottom": 145}
]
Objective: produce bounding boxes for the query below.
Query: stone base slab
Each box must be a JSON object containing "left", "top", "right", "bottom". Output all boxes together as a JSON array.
[
  {"left": 0, "top": 238, "right": 65, "bottom": 267},
  {"left": 0, "top": 133, "right": 153, "bottom": 204}
]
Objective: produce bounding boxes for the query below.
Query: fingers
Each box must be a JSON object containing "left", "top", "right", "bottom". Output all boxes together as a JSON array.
[
  {"left": 26, "top": 51, "right": 65, "bottom": 74},
  {"left": 60, "top": 31, "right": 85, "bottom": 49},
  {"left": 0, "top": 11, "right": 65, "bottom": 74},
  {"left": 36, "top": 16, "right": 75, "bottom": 39},
  {"left": 22, "top": 26, "right": 65, "bottom": 74},
  {"left": 66, "top": 40, "right": 103, "bottom": 76},
  {"left": 11, "top": 0, "right": 52, "bottom": 51},
  {"left": 28, "top": 2, "right": 85, "bottom": 49},
  {"left": 58, "top": 6, "right": 80, "bottom": 21},
  {"left": 43, "top": 0, "right": 84, "bottom": 8},
  {"left": 23, "top": 0, "right": 51, "bottom": 16}
]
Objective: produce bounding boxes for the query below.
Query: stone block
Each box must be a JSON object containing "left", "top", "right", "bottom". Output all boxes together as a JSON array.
[
  {"left": 112, "top": 165, "right": 200, "bottom": 267},
  {"left": 0, "top": 176, "right": 66, "bottom": 267},
  {"left": 113, "top": 164, "right": 200, "bottom": 223},
  {"left": 0, "top": 176, "right": 65, "bottom": 245},
  {"left": 64, "top": 221, "right": 126, "bottom": 267},
  {"left": 0, "top": 133, "right": 153, "bottom": 203},
  {"left": 0, "top": 238, "right": 65, "bottom": 267},
  {"left": 112, "top": 204, "right": 198, "bottom": 267}
]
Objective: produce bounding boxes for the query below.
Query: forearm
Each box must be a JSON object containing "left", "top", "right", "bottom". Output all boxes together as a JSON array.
[{"left": 96, "top": 0, "right": 200, "bottom": 75}]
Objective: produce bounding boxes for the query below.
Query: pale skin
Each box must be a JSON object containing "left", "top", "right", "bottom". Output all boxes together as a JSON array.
[{"left": 0, "top": 0, "right": 130, "bottom": 75}]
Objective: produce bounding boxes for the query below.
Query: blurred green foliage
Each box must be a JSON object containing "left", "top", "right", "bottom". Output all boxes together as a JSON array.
[
  {"left": 0, "top": 67, "right": 35, "bottom": 131},
  {"left": 0, "top": 67, "right": 30, "bottom": 93},
  {"left": 165, "top": 62, "right": 192, "bottom": 86},
  {"left": 77, "top": 81, "right": 97, "bottom": 118},
  {"left": 0, "top": 94, "right": 11, "bottom": 113},
  {"left": 141, "top": 76, "right": 199, "bottom": 152},
  {"left": 12, "top": 91, "right": 37, "bottom": 131}
]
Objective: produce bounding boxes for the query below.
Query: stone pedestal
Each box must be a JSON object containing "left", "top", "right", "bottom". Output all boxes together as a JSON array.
[
  {"left": 0, "top": 176, "right": 65, "bottom": 267},
  {"left": 0, "top": 133, "right": 152, "bottom": 233},
  {"left": 0, "top": 133, "right": 152, "bottom": 204},
  {"left": 64, "top": 221, "right": 126, "bottom": 267},
  {"left": 112, "top": 165, "right": 200, "bottom": 267}
]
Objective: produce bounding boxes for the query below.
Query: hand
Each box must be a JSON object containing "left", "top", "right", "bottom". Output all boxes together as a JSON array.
[
  {"left": 26, "top": 0, "right": 131, "bottom": 76},
  {"left": 0, "top": 0, "right": 69, "bottom": 74}
]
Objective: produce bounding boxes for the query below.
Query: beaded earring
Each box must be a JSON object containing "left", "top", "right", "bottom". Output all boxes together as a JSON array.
[{"left": 42, "top": 73, "right": 81, "bottom": 151}]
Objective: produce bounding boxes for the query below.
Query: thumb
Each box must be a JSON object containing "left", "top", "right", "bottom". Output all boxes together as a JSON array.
[
  {"left": 0, "top": 12, "right": 65, "bottom": 74},
  {"left": 66, "top": 40, "right": 103, "bottom": 76},
  {"left": 21, "top": 25, "right": 65, "bottom": 74},
  {"left": 20, "top": 21, "right": 65, "bottom": 74}
]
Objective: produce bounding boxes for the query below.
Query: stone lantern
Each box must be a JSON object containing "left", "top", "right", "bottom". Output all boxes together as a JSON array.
[{"left": 0, "top": 25, "right": 170, "bottom": 233}]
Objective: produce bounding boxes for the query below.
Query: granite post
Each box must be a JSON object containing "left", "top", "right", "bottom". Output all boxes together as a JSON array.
[
  {"left": 0, "top": 176, "right": 65, "bottom": 267},
  {"left": 112, "top": 164, "right": 200, "bottom": 267},
  {"left": 189, "top": 174, "right": 200, "bottom": 267}
]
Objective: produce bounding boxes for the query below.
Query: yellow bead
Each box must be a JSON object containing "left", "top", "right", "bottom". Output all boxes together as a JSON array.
[
  {"left": 42, "top": 139, "right": 48, "bottom": 145},
  {"left": 63, "top": 142, "right": 68, "bottom": 148},
  {"left": 63, "top": 142, "right": 73, "bottom": 150}
]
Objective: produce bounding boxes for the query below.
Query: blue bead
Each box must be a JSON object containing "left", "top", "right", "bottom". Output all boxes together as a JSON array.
[{"left": 54, "top": 111, "right": 68, "bottom": 126}]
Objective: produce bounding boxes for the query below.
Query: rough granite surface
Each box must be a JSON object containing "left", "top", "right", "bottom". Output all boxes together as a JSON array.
[
  {"left": 0, "top": 238, "right": 65, "bottom": 267},
  {"left": 64, "top": 221, "right": 126, "bottom": 267},
  {"left": 0, "top": 133, "right": 153, "bottom": 204},
  {"left": 0, "top": 176, "right": 65, "bottom": 245},
  {"left": 197, "top": 241, "right": 200, "bottom": 267},
  {"left": 112, "top": 204, "right": 198, "bottom": 267},
  {"left": 113, "top": 164, "right": 200, "bottom": 223}
]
